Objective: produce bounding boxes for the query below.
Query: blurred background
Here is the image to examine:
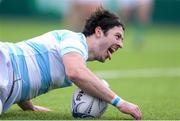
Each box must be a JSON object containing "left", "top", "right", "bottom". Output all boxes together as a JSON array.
[
  {"left": 0, "top": 0, "right": 180, "bottom": 120},
  {"left": 0, "top": 0, "right": 180, "bottom": 51}
]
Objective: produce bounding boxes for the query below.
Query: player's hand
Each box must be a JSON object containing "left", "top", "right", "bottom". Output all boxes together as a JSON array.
[
  {"left": 17, "top": 100, "right": 52, "bottom": 112},
  {"left": 32, "top": 105, "right": 52, "bottom": 112},
  {"left": 117, "top": 100, "right": 142, "bottom": 120}
]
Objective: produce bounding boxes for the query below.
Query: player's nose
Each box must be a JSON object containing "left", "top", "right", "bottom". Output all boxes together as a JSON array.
[
  {"left": 119, "top": 41, "right": 123, "bottom": 48},
  {"left": 116, "top": 42, "right": 123, "bottom": 49}
]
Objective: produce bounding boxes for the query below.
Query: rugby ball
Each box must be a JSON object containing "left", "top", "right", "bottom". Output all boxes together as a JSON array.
[{"left": 71, "top": 80, "right": 109, "bottom": 118}]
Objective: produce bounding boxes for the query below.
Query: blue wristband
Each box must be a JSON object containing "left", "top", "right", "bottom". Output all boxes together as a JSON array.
[{"left": 111, "top": 96, "right": 122, "bottom": 107}]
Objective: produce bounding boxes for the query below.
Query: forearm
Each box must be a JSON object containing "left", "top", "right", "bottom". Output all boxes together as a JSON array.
[
  {"left": 17, "top": 100, "right": 51, "bottom": 112},
  {"left": 70, "top": 67, "right": 122, "bottom": 104}
]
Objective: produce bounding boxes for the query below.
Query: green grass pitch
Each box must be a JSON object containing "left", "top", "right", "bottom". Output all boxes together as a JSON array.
[{"left": 0, "top": 17, "right": 180, "bottom": 120}]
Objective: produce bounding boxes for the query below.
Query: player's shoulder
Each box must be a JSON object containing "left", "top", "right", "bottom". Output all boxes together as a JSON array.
[
  {"left": 51, "top": 30, "right": 78, "bottom": 36},
  {"left": 51, "top": 30, "right": 85, "bottom": 40}
]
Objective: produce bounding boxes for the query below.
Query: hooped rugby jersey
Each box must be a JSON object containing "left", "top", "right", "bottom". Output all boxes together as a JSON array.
[{"left": 2, "top": 30, "right": 88, "bottom": 103}]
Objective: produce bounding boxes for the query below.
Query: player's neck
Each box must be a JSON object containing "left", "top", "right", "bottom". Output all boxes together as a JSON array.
[{"left": 86, "top": 36, "right": 98, "bottom": 61}]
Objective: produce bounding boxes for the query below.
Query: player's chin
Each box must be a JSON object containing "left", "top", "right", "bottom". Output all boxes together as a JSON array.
[
  {"left": 98, "top": 59, "right": 105, "bottom": 63},
  {"left": 99, "top": 57, "right": 107, "bottom": 63}
]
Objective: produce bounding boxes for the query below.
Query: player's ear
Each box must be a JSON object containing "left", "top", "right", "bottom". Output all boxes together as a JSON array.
[{"left": 95, "top": 26, "right": 102, "bottom": 38}]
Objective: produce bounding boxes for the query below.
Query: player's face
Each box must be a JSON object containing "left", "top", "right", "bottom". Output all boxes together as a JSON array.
[{"left": 97, "top": 26, "right": 124, "bottom": 62}]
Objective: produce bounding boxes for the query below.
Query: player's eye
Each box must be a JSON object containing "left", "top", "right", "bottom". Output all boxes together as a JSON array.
[
  {"left": 115, "top": 34, "right": 124, "bottom": 42},
  {"left": 115, "top": 34, "right": 121, "bottom": 40}
]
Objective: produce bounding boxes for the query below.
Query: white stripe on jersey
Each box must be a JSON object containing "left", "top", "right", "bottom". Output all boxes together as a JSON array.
[
  {"left": 59, "top": 38, "right": 88, "bottom": 60},
  {"left": 48, "top": 52, "right": 66, "bottom": 90}
]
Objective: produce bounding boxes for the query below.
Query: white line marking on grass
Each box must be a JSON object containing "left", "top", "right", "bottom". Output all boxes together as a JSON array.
[{"left": 95, "top": 67, "right": 180, "bottom": 79}]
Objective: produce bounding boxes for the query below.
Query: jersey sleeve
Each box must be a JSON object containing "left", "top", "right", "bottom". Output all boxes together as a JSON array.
[{"left": 59, "top": 36, "right": 88, "bottom": 61}]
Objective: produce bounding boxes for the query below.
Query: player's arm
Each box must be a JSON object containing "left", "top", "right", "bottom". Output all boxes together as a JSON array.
[
  {"left": 62, "top": 52, "right": 142, "bottom": 120},
  {"left": 17, "top": 100, "right": 51, "bottom": 112}
]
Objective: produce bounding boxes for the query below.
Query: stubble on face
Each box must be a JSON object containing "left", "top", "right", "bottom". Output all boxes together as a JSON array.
[{"left": 100, "top": 26, "right": 124, "bottom": 62}]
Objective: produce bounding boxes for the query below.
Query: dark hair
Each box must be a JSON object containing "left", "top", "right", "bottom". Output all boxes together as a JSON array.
[{"left": 82, "top": 7, "right": 125, "bottom": 37}]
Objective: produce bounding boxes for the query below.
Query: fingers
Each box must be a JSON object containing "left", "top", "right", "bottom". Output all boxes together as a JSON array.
[
  {"left": 130, "top": 105, "right": 142, "bottom": 120},
  {"left": 33, "top": 105, "right": 52, "bottom": 112},
  {"left": 135, "top": 106, "right": 142, "bottom": 120},
  {"left": 118, "top": 101, "right": 142, "bottom": 120}
]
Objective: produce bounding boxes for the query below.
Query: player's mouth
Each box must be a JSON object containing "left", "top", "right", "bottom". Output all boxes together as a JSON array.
[{"left": 107, "top": 47, "right": 116, "bottom": 60}]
